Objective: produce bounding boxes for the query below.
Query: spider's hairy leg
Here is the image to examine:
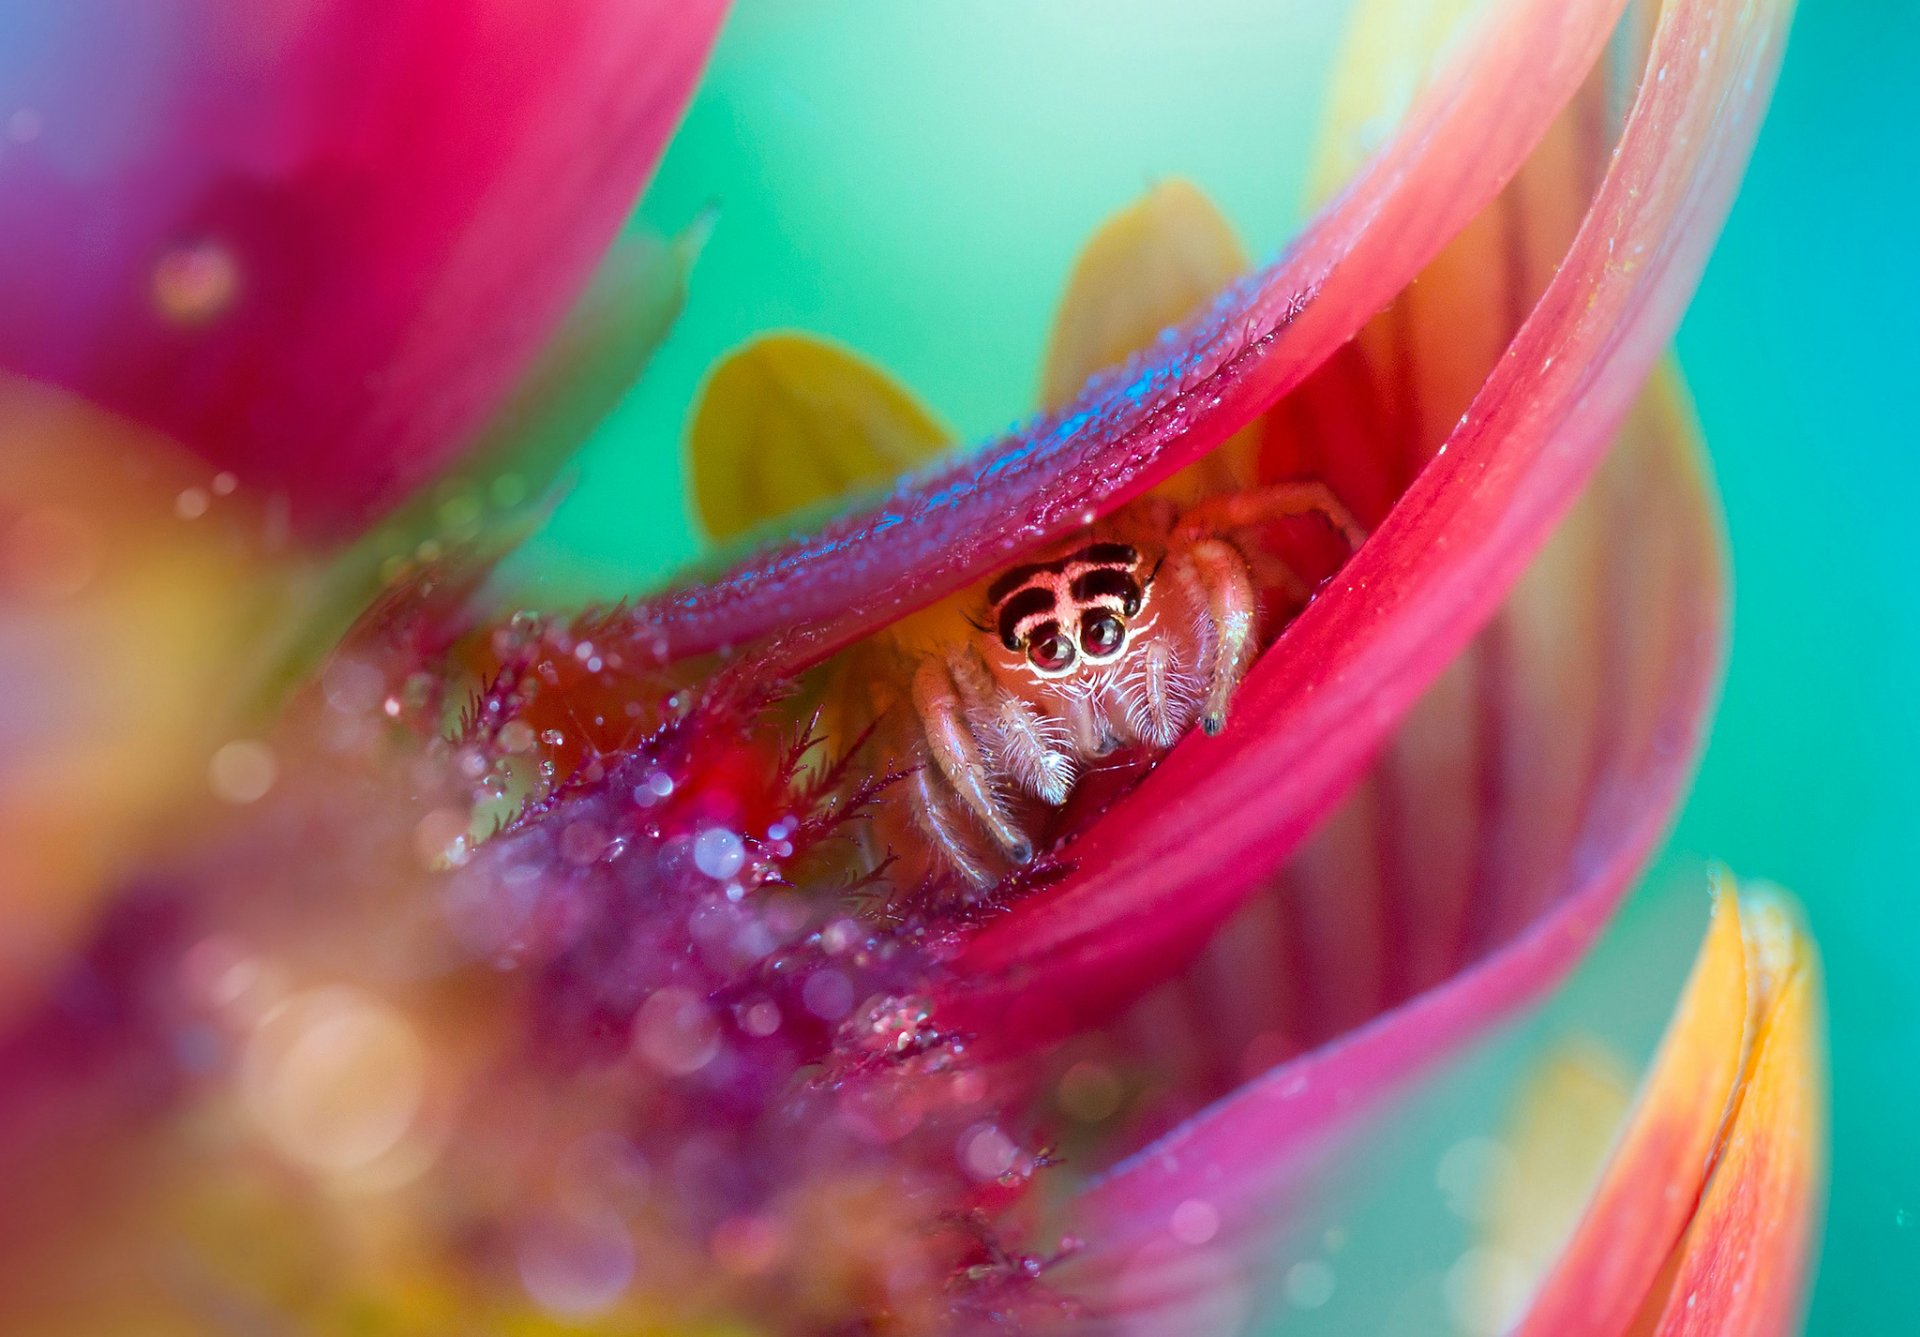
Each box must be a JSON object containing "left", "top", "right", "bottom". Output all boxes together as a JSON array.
[
  {"left": 1184, "top": 537, "right": 1260, "bottom": 737},
  {"left": 911, "top": 652, "right": 1034, "bottom": 863},
  {"left": 1176, "top": 479, "right": 1367, "bottom": 549},
  {"left": 908, "top": 763, "right": 997, "bottom": 887},
  {"left": 948, "top": 648, "right": 1076, "bottom": 806}
]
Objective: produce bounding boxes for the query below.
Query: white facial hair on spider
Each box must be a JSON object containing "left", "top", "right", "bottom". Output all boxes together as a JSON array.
[{"left": 903, "top": 480, "right": 1365, "bottom": 885}]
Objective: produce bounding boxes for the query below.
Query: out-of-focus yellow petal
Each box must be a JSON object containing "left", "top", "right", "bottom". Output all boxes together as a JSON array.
[
  {"left": 687, "top": 332, "right": 951, "bottom": 543},
  {"left": 1512, "top": 878, "right": 1827, "bottom": 1336},
  {"left": 1485, "top": 1037, "right": 1637, "bottom": 1286},
  {"left": 1310, "top": 0, "right": 1485, "bottom": 202},
  {"left": 1037, "top": 178, "right": 1248, "bottom": 411},
  {"left": 0, "top": 376, "right": 283, "bottom": 1021}
]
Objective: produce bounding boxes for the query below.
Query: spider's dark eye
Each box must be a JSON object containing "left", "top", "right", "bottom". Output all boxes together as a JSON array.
[
  {"left": 1080, "top": 610, "right": 1126, "bottom": 659},
  {"left": 1027, "top": 623, "right": 1077, "bottom": 673}
]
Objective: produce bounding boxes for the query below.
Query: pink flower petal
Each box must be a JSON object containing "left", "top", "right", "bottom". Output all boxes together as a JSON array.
[
  {"left": 0, "top": 0, "right": 727, "bottom": 537},
  {"left": 935, "top": 0, "right": 1789, "bottom": 1049},
  {"left": 631, "top": 0, "right": 1628, "bottom": 661},
  {"left": 1048, "top": 361, "right": 1726, "bottom": 1321}
]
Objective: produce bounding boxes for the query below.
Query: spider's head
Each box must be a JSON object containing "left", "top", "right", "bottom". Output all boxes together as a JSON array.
[{"left": 982, "top": 541, "right": 1150, "bottom": 680}]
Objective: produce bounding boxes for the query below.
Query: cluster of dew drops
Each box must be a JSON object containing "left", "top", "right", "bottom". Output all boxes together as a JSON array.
[{"left": 368, "top": 596, "right": 1086, "bottom": 1325}]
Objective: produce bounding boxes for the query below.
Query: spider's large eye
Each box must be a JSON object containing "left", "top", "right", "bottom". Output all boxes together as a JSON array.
[
  {"left": 1080, "top": 610, "right": 1126, "bottom": 659},
  {"left": 1027, "top": 623, "right": 1077, "bottom": 673}
]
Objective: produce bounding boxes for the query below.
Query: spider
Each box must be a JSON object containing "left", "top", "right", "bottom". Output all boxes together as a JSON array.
[{"left": 903, "top": 480, "right": 1366, "bottom": 884}]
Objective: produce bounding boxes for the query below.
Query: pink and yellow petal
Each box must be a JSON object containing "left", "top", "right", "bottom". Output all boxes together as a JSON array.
[
  {"left": 1513, "top": 883, "right": 1826, "bottom": 1336},
  {"left": 1646, "top": 894, "right": 1824, "bottom": 1336}
]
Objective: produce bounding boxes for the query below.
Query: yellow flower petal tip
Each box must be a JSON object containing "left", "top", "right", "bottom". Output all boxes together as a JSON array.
[
  {"left": 1038, "top": 178, "right": 1248, "bottom": 412},
  {"left": 686, "top": 331, "right": 952, "bottom": 544},
  {"left": 1311, "top": 0, "right": 1486, "bottom": 198},
  {"left": 1514, "top": 874, "right": 1827, "bottom": 1336}
]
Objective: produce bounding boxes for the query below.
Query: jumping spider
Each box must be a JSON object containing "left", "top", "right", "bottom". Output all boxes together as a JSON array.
[{"left": 905, "top": 480, "right": 1365, "bottom": 883}]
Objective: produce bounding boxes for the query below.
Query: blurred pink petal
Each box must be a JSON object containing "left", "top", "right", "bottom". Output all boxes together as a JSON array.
[{"left": 0, "top": 0, "right": 726, "bottom": 536}]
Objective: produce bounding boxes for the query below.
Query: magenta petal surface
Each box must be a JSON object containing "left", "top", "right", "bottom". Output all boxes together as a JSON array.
[
  {"left": 632, "top": 0, "right": 1626, "bottom": 663},
  {"left": 1049, "top": 375, "right": 1725, "bottom": 1316},
  {"left": 0, "top": 0, "right": 726, "bottom": 536},
  {"left": 934, "top": 0, "right": 1788, "bottom": 1049}
]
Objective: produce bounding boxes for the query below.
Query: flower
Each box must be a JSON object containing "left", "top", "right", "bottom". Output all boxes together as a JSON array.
[{"left": 0, "top": 0, "right": 1820, "bottom": 1334}]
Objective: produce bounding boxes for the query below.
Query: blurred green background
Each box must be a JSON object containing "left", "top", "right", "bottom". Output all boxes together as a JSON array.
[{"left": 507, "top": 1, "right": 1917, "bottom": 1330}]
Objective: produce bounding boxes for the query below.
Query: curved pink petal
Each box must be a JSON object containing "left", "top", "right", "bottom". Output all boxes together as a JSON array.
[
  {"left": 1048, "top": 357, "right": 1725, "bottom": 1324},
  {"left": 0, "top": 0, "right": 726, "bottom": 537},
  {"left": 934, "top": 0, "right": 1788, "bottom": 1050},
  {"left": 630, "top": 0, "right": 1626, "bottom": 662}
]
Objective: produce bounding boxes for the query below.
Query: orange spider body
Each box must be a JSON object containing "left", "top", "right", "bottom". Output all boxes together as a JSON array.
[{"left": 895, "top": 482, "right": 1364, "bottom": 884}]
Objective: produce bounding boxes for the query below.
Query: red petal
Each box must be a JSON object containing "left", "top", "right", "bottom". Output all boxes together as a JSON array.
[
  {"left": 935, "top": 0, "right": 1788, "bottom": 1049},
  {"left": 0, "top": 0, "right": 726, "bottom": 537},
  {"left": 1045, "top": 370, "right": 1726, "bottom": 1316},
  {"left": 633, "top": 0, "right": 1628, "bottom": 661}
]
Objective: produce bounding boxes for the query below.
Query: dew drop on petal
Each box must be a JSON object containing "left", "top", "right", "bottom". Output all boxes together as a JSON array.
[
  {"left": 959, "top": 1123, "right": 1017, "bottom": 1181},
  {"left": 517, "top": 1210, "right": 634, "bottom": 1316},
  {"left": 1285, "top": 1260, "right": 1336, "bottom": 1310},
  {"left": 152, "top": 239, "right": 240, "bottom": 324},
  {"left": 802, "top": 969, "right": 854, "bottom": 1021},
  {"left": 1443, "top": 1246, "right": 1533, "bottom": 1337},
  {"left": 209, "top": 739, "right": 278, "bottom": 804},
  {"left": 1169, "top": 1198, "right": 1219, "bottom": 1246},
  {"left": 1057, "top": 1060, "right": 1124, "bottom": 1123},
  {"left": 692, "top": 827, "right": 746, "bottom": 880},
  {"left": 632, "top": 987, "right": 721, "bottom": 1076},
  {"left": 240, "top": 987, "right": 427, "bottom": 1174}
]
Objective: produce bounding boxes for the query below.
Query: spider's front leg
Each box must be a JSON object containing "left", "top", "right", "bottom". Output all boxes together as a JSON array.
[
  {"left": 910, "top": 649, "right": 1035, "bottom": 866},
  {"left": 1175, "top": 479, "right": 1367, "bottom": 549},
  {"left": 1176, "top": 537, "right": 1260, "bottom": 736}
]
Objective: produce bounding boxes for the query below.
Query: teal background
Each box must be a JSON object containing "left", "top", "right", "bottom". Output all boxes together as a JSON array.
[{"left": 506, "top": 2, "right": 1917, "bottom": 1330}]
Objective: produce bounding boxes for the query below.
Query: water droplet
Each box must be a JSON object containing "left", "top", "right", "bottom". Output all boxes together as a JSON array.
[
  {"left": 152, "top": 239, "right": 240, "bottom": 324},
  {"left": 801, "top": 969, "right": 855, "bottom": 1021},
  {"left": 241, "top": 986, "right": 426, "bottom": 1173},
  {"left": 632, "top": 987, "right": 721, "bottom": 1076},
  {"left": 208, "top": 739, "right": 278, "bottom": 804},
  {"left": 959, "top": 1123, "right": 1017, "bottom": 1181},
  {"left": 1169, "top": 1199, "right": 1219, "bottom": 1246},
  {"left": 1057, "top": 1060, "right": 1123, "bottom": 1123},
  {"left": 1285, "top": 1260, "right": 1335, "bottom": 1310},
  {"left": 692, "top": 827, "right": 746, "bottom": 881}
]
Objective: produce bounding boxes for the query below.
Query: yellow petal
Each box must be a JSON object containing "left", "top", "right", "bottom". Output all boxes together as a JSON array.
[
  {"left": 687, "top": 332, "right": 951, "bottom": 543},
  {"left": 1484, "top": 1037, "right": 1638, "bottom": 1285},
  {"left": 1309, "top": 0, "right": 1487, "bottom": 202},
  {"left": 1512, "top": 877, "right": 1827, "bottom": 1336},
  {"left": 0, "top": 376, "right": 288, "bottom": 1022},
  {"left": 1643, "top": 891, "right": 1825, "bottom": 1337},
  {"left": 1037, "top": 178, "right": 1249, "bottom": 411}
]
